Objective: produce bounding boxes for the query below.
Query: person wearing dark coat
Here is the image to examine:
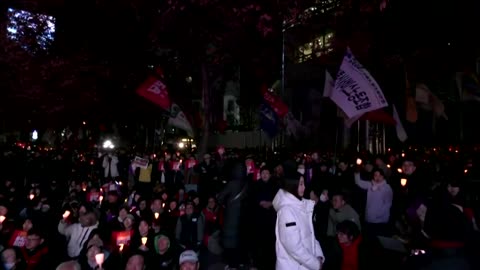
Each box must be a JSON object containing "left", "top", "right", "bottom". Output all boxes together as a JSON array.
[{"left": 217, "top": 162, "right": 248, "bottom": 270}]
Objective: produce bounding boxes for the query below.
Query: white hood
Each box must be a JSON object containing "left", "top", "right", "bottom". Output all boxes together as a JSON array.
[{"left": 273, "top": 189, "right": 304, "bottom": 212}]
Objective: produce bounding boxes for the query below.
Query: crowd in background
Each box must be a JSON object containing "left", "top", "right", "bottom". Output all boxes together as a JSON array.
[{"left": 0, "top": 146, "right": 478, "bottom": 270}]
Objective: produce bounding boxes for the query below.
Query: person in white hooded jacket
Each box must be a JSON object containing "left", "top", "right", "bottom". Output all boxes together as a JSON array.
[{"left": 273, "top": 173, "right": 325, "bottom": 270}]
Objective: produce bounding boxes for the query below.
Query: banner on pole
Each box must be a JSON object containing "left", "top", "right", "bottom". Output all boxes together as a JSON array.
[{"left": 329, "top": 49, "right": 388, "bottom": 119}]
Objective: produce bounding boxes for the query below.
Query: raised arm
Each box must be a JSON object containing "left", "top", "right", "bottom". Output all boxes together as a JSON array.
[{"left": 354, "top": 173, "right": 372, "bottom": 190}]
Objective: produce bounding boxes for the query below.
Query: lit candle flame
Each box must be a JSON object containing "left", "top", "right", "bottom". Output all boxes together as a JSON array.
[
  {"left": 401, "top": 178, "right": 407, "bottom": 187},
  {"left": 141, "top": 237, "right": 148, "bottom": 245},
  {"left": 464, "top": 169, "right": 468, "bottom": 174},
  {"left": 397, "top": 168, "right": 403, "bottom": 173},
  {"left": 401, "top": 153, "right": 405, "bottom": 158},
  {"left": 29, "top": 194, "right": 35, "bottom": 200},
  {"left": 95, "top": 253, "right": 105, "bottom": 266},
  {"left": 356, "top": 158, "right": 362, "bottom": 165},
  {"left": 154, "top": 212, "right": 159, "bottom": 219},
  {"left": 99, "top": 196, "right": 103, "bottom": 203},
  {"left": 387, "top": 164, "right": 391, "bottom": 168},
  {"left": 62, "top": 210, "right": 70, "bottom": 219},
  {"left": 119, "top": 243, "right": 124, "bottom": 252},
  {"left": 0, "top": 215, "right": 5, "bottom": 224}
]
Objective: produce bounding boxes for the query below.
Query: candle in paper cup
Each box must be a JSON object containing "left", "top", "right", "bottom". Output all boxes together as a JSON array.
[
  {"left": 62, "top": 210, "right": 71, "bottom": 219},
  {"left": 95, "top": 253, "right": 105, "bottom": 266},
  {"left": 0, "top": 215, "right": 5, "bottom": 224},
  {"left": 401, "top": 178, "right": 408, "bottom": 187},
  {"left": 154, "top": 212, "right": 159, "bottom": 219},
  {"left": 99, "top": 196, "right": 103, "bottom": 203},
  {"left": 141, "top": 237, "right": 148, "bottom": 245},
  {"left": 119, "top": 243, "right": 124, "bottom": 252}
]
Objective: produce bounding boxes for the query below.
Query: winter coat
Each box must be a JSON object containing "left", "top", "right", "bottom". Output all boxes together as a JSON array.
[
  {"left": 58, "top": 221, "right": 99, "bottom": 258},
  {"left": 327, "top": 204, "right": 361, "bottom": 237},
  {"left": 103, "top": 155, "right": 119, "bottom": 178},
  {"left": 218, "top": 163, "right": 247, "bottom": 249},
  {"left": 273, "top": 189, "right": 324, "bottom": 270}
]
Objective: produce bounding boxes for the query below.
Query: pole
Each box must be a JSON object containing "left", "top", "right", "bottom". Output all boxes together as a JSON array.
[
  {"left": 365, "top": 120, "right": 372, "bottom": 152},
  {"left": 356, "top": 121, "right": 360, "bottom": 152},
  {"left": 382, "top": 123, "right": 386, "bottom": 154}
]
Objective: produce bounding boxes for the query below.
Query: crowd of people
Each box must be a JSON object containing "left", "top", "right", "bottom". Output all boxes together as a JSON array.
[{"left": 0, "top": 146, "right": 478, "bottom": 270}]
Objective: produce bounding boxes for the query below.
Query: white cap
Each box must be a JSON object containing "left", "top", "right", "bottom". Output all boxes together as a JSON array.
[{"left": 179, "top": 250, "right": 198, "bottom": 265}]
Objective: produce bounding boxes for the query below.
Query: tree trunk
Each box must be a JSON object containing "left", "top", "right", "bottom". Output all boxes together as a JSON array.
[{"left": 198, "top": 63, "right": 210, "bottom": 158}]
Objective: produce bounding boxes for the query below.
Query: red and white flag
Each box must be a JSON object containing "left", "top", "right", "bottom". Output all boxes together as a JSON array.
[{"left": 136, "top": 76, "right": 171, "bottom": 111}]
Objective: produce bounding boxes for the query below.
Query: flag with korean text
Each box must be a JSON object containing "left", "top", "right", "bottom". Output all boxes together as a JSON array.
[
  {"left": 329, "top": 48, "right": 388, "bottom": 119},
  {"left": 136, "top": 76, "right": 171, "bottom": 111}
]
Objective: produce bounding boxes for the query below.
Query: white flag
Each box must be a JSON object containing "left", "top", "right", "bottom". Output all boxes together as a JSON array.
[
  {"left": 168, "top": 103, "right": 194, "bottom": 136},
  {"left": 323, "top": 70, "right": 335, "bottom": 97},
  {"left": 392, "top": 105, "right": 408, "bottom": 142},
  {"left": 330, "top": 48, "right": 388, "bottom": 119}
]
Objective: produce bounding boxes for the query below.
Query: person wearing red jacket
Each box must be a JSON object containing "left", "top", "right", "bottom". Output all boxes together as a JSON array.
[
  {"left": 21, "top": 229, "right": 49, "bottom": 270},
  {"left": 202, "top": 196, "right": 223, "bottom": 247}
]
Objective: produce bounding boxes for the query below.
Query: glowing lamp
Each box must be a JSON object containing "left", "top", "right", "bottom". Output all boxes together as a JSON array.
[{"left": 141, "top": 237, "right": 148, "bottom": 246}]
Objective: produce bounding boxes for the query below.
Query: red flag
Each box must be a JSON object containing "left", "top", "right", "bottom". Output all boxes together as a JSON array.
[
  {"left": 136, "top": 76, "right": 171, "bottom": 111},
  {"left": 261, "top": 85, "right": 289, "bottom": 118}
]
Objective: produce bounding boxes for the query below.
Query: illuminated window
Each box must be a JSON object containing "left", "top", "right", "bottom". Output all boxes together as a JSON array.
[
  {"left": 296, "top": 32, "right": 334, "bottom": 63},
  {"left": 6, "top": 8, "right": 56, "bottom": 52}
]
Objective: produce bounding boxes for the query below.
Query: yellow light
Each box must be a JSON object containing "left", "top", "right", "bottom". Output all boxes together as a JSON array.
[
  {"left": 397, "top": 168, "right": 402, "bottom": 173},
  {"left": 141, "top": 237, "right": 148, "bottom": 245},
  {"left": 401, "top": 178, "right": 407, "bottom": 187},
  {"left": 356, "top": 158, "right": 362, "bottom": 165}
]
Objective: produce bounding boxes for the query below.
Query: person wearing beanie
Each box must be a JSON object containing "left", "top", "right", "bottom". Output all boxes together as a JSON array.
[{"left": 272, "top": 173, "right": 324, "bottom": 270}]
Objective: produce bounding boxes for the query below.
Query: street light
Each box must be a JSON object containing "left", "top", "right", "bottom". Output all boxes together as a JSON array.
[{"left": 103, "top": 140, "right": 114, "bottom": 149}]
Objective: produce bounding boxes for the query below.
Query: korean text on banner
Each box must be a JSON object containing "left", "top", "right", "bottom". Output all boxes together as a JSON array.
[
  {"left": 136, "top": 76, "right": 171, "bottom": 111},
  {"left": 330, "top": 49, "right": 388, "bottom": 119}
]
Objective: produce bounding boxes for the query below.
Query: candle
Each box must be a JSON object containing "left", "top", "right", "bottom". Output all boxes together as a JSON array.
[
  {"left": 62, "top": 210, "right": 70, "bottom": 219},
  {"left": 154, "top": 212, "right": 159, "bottom": 219},
  {"left": 401, "top": 153, "right": 405, "bottom": 158},
  {"left": 162, "top": 203, "right": 165, "bottom": 208},
  {"left": 95, "top": 253, "right": 104, "bottom": 266},
  {"left": 400, "top": 178, "right": 407, "bottom": 187},
  {"left": 397, "top": 168, "right": 402, "bottom": 173},
  {"left": 464, "top": 169, "right": 468, "bottom": 174},
  {"left": 29, "top": 194, "right": 35, "bottom": 200},
  {"left": 356, "top": 158, "right": 362, "bottom": 165},
  {"left": 99, "top": 196, "right": 103, "bottom": 203},
  {"left": 141, "top": 237, "right": 147, "bottom": 246},
  {"left": 119, "top": 243, "right": 124, "bottom": 252},
  {"left": 0, "top": 215, "right": 5, "bottom": 224}
]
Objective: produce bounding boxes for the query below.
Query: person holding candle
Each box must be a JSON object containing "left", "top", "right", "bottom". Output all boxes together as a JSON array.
[
  {"left": 130, "top": 220, "right": 155, "bottom": 253},
  {"left": 58, "top": 207, "right": 99, "bottom": 259}
]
